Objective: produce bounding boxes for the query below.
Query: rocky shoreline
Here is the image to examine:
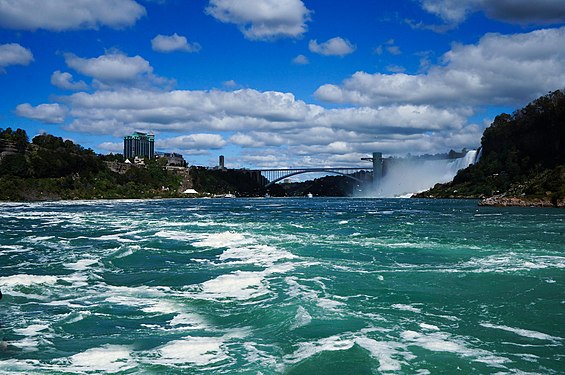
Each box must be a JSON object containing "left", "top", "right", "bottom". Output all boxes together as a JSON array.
[{"left": 479, "top": 195, "right": 565, "bottom": 208}]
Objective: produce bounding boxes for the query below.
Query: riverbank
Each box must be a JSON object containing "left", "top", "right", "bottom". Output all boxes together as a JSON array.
[{"left": 479, "top": 195, "right": 565, "bottom": 208}]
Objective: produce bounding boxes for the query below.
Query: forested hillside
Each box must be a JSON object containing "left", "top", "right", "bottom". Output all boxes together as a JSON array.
[
  {"left": 417, "top": 90, "right": 565, "bottom": 207},
  {"left": 0, "top": 130, "right": 182, "bottom": 200}
]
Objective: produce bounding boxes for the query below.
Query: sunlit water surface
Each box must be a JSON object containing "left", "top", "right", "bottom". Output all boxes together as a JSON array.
[{"left": 0, "top": 198, "right": 563, "bottom": 374}]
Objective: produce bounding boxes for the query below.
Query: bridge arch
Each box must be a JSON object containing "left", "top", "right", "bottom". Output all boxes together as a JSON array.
[{"left": 264, "top": 169, "right": 365, "bottom": 188}]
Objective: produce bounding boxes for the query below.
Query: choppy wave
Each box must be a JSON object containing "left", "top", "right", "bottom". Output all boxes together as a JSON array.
[{"left": 0, "top": 198, "right": 563, "bottom": 373}]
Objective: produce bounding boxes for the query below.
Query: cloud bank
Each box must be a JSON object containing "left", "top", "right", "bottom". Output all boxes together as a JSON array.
[
  {"left": 315, "top": 27, "right": 565, "bottom": 107},
  {"left": 51, "top": 71, "right": 89, "bottom": 91},
  {"left": 420, "top": 0, "right": 565, "bottom": 25},
  {"left": 205, "top": 0, "right": 311, "bottom": 40},
  {"left": 151, "top": 34, "right": 201, "bottom": 53},
  {"left": 15, "top": 103, "right": 67, "bottom": 124},
  {"left": 309, "top": 37, "right": 356, "bottom": 56},
  {"left": 0, "top": 0, "right": 146, "bottom": 31},
  {"left": 0, "top": 43, "right": 33, "bottom": 72}
]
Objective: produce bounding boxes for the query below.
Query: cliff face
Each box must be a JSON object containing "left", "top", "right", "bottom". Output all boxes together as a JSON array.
[
  {"left": 0, "top": 139, "right": 19, "bottom": 159},
  {"left": 416, "top": 90, "right": 565, "bottom": 207}
]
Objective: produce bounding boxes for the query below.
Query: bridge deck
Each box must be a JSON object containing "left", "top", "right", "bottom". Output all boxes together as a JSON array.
[{"left": 253, "top": 167, "right": 373, "bottom": 187}]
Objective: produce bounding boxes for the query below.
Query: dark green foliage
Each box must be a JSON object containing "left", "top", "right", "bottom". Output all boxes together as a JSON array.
[
  {"left": 480, "top": 90, "right": 565, "bottom": 172},
  {"left": 269, "top": 174, "right": 368, "bottom": 197},
  {"left": 0, "top": 153, "right": 29, "bottom": 177},
  {"left": 100, "top": 153, "right": 125, "bottom": 163},
  {"left": 0, "top": 129, "right": 185, "bottom": 201},
  {"left": 190, "top": 167, "right": 263, "bottom": 196},
  {"left": 23, "top": 134, "right": 103, "bottom": 178}
]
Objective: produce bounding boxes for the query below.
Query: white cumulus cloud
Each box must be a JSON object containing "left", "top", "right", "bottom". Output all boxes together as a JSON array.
[
  {"left": 315, "top": 27, "right": 565, "bottom": 108},
  {"left": 0, "top": 43, "right": 33, "bottom": 72},
  {"left": 15, "top": 103, "right": 67, "bottom": 124},
  {"left": 51, "top": 71, "right": 89, "bottom": 91},
  {"left": 151, "top": 33, "right": 201, "bottom": 53},
  {"left": 0, "top": 0, "right": 146, "bottom": 31},
  {"left": 309, "top": 37, "right": 356, "bottom": 56},
  {"left": 205, "top": 0, "right": 311, "bottom": 40},
  {"left": 23, "top": 85, "right": 484, "bottom": 166},
  {"left": 0, "top": 0, "right": 145, "bottom": 31},
  {"left": 292, "top": 54, "right": 309, "bottom": 65},
  {"left": 157, "top": 134, "right": 227, "bottom": 151},
  {"left": 63, "top": 51, "right": 170, "bottom": 88}
]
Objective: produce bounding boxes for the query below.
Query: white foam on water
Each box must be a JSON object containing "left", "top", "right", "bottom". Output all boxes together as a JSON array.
[
  {"left": 267, "top": 263, "right": 296, "bottom": 275},
  {"left": 195, "top": 221, "right": 240, "bottom": 228},
  {"left": 93, "top": 233, "right": 138, "bottom": 243},
  {"left": 402, "top": 330, "right": 463, "bottom": 352},
  {"left": 193, "top": 231, "right": 252, "bottom": 248},
  {"left": 400, "top": 330, "right": 511, "bottom": 367},
  {"left": 103, "top": 294, "right": 181, "bottom": 316},
  {"left": 0, "top": 274, "right": 58, "bottom": 287},
  {"left": 419, "top": 323, "right": 440, "bottom": 331},
  {"left": 392, "top": 304, "right": 422, "bottom": 313},
  {"left": 284, "top": 335, "right": 356, "bottom": 364},
  {"left": 63, "top": 258, "right": 99, "bottom": 271},
  {"left": 317, "top": 298, "right": 346, "bottom": 311},
  {"left": 59, "top": 273, "right": 90, "bottom": 288},
  {"left": 198, "top": 271, "right": 270, "bottom": 301},
  {"left": 290, "top": 306, "right": 312, "bottom": 330},
  {"left": 26, "top": 235, "right": 54, "bottom": 243},
  {"left": 10, "top": 323, "right": 53, "bottom": 352},
  {"left": 61, "top": 310, "right": 92, "bottom": 324},
  {"left": 66, "top": 345, "right": 136, "bottom": 373},
  {"left": 338, "top": 220, "right": 349, "bottom": 225},
  {"left": 151, "top": 336, "right": 229, "bottom": 367},
  {"left": 480, "top": 323, "right": 562, "bottom": 342},
  {"left": 219, "top": 244, "right": 297, "bottom": 267},
  {"left": 169, "top": 313, "right": 208, "bottom": 330},
  {"left": 243, "top": 342, "right": 282, "bottom": 372},
  {"left": 0, "top": 359, "right": 41, "bottom": 372},
  {"left": 154, "top": 230, "right": 199, "bottom": 241},
  {"left": 113, "top": 244, "right": 140, "bottom": 258},
  {"left": 102, "top": 284, "right": 177, "bottom": 314},
  {"left": 14, "top": 324, "right": 49, "bottom": 337},
  {"left": 355, "top": 337, "right": 405, "bottom": 372},
  {"left": 284, "top": 276, "right": 348, "bottom": 316},
  {"left": 10, "top": 338, "right": 43, "bottom": 351},
  {"left": 0, "top": 244, "right": 30, "bottom": 254},
  {"left": 459, "top": 254, "right": 565, "bottom": 273},
  {"left": 142, "top": 300, "right": 182, "bottom": 314},
  {"left": 43, "top": 300, "right": 82, "bottom": 310}
]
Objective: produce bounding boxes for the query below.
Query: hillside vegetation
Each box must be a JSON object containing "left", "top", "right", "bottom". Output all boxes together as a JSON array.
[
  {"left": 0, "top": 130, "right": 183, "bottom": 200},
  {"left": 416, "top": 90, "right": 565, "bottom": 207}
]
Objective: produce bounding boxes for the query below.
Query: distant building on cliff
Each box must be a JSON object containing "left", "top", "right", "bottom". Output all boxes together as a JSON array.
[
  {"left": 124, "top": 131, "right": 154, "bottom": 160},
  {"left": 155, "top": 152, "right": 187, "bottom": 168}
]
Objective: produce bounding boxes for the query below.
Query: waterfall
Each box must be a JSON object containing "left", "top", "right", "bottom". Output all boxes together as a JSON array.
[
  {"left": 364, "top": 150, "right": 478, "bottom": 198},
  {"left": 447, "top": 149, "right": 478, "bottom": 173}
]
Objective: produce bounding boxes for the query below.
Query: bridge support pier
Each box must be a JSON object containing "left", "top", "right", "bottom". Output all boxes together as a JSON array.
[{"left": 372, "top": 152, "right": 383, "bottom": 186}]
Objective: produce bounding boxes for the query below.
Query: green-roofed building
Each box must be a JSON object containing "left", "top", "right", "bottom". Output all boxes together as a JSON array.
[{"left": 123, "top": 131, "right": 155, "bottom": 160}]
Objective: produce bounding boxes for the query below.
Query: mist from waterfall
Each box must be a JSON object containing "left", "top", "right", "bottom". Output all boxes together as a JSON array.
[{"left": 360, "top": 150, "right": 479, "bottom": 198}]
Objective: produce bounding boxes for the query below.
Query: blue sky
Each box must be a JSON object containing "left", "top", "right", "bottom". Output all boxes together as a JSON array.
[{"left": 1, "top": 0, "right": 565, "bottom": 168}]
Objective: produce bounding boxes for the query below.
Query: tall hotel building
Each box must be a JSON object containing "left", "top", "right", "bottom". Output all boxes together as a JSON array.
[{"left": 123, "top": 131, "right": 155, "bottom": 160}]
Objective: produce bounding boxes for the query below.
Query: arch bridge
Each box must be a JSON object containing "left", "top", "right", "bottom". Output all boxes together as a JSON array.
[{"left": 254, "top": 167, "right": 373, "bottom": 188}]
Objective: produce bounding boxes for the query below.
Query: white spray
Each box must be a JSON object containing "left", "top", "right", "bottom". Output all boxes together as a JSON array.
[{"left": 361, "top": 150, "right": 479, "bottom": 198}]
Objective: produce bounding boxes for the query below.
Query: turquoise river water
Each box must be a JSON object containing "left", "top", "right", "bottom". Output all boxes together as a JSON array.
[{"left": 0, "top": 198, "right": 564, "bottom": 374}]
